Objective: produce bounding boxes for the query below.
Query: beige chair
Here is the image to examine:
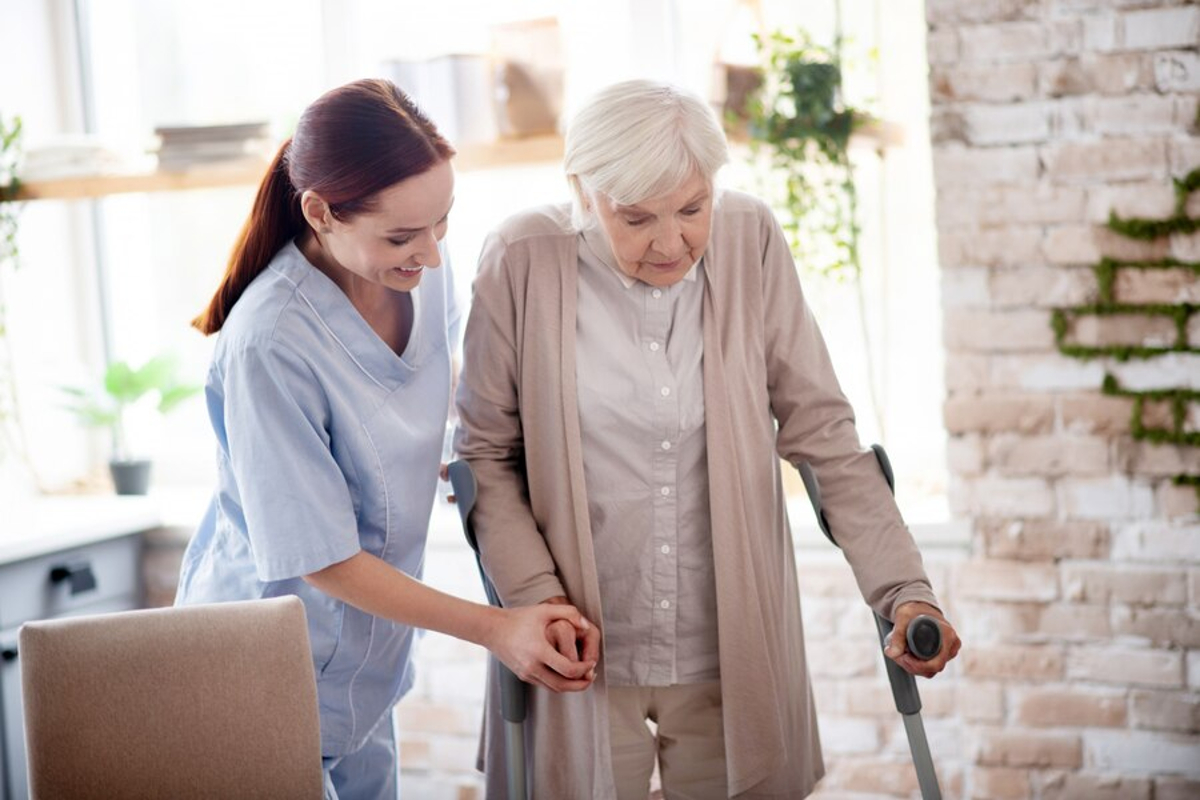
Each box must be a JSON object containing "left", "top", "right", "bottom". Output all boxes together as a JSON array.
[{"left": 19, "top": 596, "right": 323, "bottom": 799}]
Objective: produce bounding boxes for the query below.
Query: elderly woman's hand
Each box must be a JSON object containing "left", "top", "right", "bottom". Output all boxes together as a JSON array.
[
  {"left": 543, "top": 595, "right": 601, "bottom": 681},
  {"left": 884, "top": 602, "right": 961, "bottom": 679}
]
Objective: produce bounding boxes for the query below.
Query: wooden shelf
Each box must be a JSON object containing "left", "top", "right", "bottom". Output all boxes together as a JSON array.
[{"left": 12, "top": 135, "right": 567, "bottom": 202}]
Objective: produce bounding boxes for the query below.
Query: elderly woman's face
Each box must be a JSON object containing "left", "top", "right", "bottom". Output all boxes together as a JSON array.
[{"left": 592, "top": 171, "right": 713, "bottom": 288}]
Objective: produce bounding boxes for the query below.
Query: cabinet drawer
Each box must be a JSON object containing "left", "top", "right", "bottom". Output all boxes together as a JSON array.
[{"left": 0, "top": 534, "right": 141, "bottom": 629}]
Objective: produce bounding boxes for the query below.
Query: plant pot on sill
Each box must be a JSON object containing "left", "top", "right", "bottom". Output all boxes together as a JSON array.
[{"left": 109, "top": 459, "right": 152, "bottom": 496}]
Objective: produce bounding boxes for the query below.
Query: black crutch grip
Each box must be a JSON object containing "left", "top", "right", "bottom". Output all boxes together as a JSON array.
[{"left": 907, "top": 615, "right": 943, "bottom": 661}]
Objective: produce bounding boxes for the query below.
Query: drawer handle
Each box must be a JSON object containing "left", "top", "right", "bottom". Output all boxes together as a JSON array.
[
  {"left": 49, "top": 562, "right": 98, "bottom": 595},
  {"left": 1, "top": 646, "right": 16, "bottom": 663}
]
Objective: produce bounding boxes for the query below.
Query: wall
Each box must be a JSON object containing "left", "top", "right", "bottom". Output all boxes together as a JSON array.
[{"left": 928, "top": 1, "right": 1199, "bottom": 798}]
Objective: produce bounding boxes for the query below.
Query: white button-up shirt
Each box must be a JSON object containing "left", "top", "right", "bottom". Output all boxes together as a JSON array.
[{"left": 574, "top": 226, "right": 719, "bottom": 687}]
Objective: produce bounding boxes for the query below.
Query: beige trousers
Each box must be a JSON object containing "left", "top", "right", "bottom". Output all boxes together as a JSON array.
[{"left": 607, "top": 681, "right": 728, "bottom": 800}]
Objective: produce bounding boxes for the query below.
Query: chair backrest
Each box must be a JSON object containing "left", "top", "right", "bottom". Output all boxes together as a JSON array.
[{"left": 19, "top": 596, "right": 323, "bottom": 800}]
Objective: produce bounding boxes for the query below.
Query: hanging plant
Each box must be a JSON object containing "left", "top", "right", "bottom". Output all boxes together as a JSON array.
[{"left": 743, "top": 30, "right": 870, "bottom": 281}]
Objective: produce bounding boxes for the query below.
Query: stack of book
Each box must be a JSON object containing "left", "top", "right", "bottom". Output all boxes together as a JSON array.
[{"left": 154, "top": 122, "right": 272, "bottom": 170}]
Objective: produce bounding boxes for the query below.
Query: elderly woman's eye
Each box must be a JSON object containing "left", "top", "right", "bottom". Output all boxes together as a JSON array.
[{"left": 681, "top": 206, "right": 701, "bottom": 216}]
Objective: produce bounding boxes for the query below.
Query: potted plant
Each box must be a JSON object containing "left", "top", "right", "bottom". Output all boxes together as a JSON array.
[{"left": 60, "top": 353, "right": 201, "bottom": 495}]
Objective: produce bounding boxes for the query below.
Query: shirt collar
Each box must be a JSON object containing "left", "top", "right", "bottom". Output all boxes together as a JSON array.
[{"left": 580, "top": 224, "right": 702, "bottom": 290}]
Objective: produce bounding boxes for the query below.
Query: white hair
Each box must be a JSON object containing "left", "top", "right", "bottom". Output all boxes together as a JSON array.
[{"left": 563, "top": 80, "right": 730, "bottom": 229}]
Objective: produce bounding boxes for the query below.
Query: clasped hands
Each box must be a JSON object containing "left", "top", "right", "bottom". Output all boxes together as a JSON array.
[{"left": 487, "top": 595, "right": 601, "bottom": 693}]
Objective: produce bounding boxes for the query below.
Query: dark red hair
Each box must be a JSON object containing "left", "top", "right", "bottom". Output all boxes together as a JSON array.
[{"left": 192, "top": 79, "right": 455, "bottom": 334}]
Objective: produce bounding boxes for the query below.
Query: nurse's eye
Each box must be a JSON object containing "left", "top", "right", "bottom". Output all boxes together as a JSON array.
[{"left": 387, "top": 234, "right": 416, "bottom": 246}]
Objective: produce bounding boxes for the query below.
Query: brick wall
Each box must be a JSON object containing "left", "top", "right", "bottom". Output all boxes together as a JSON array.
[{"left": 928, "top": 1, "right": 1199, "bottom": 799}]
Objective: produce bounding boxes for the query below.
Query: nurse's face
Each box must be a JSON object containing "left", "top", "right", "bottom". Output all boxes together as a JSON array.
[
  {"left": 311, "top": 159, "right": 455, "bottom": 293},
  {"left": 589, "top": 171, "right": 713, "bottom": 288}
]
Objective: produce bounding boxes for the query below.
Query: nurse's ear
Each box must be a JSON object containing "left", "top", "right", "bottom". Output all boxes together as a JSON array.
[{"left": 300, "top": 190, "right": 335, "bottom": 235}]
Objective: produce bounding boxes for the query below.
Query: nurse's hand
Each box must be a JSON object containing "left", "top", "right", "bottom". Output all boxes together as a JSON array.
[
  {"left": 542, "top": 595, "right": 601, "bottom": 675},
  {"left": 488, "top": 603, "right": 598, "bottom": 692}
]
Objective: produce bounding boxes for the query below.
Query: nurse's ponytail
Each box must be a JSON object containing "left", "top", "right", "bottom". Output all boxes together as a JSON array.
[{"left": 192, "top": 79, "right": 455, "bottom": 335}]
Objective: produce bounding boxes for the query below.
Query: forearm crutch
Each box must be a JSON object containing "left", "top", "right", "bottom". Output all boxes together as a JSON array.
[
  {"left": 797, "top": 445, "right": 943, "bottom": 800},
  {"left": 447, "top": 460, "right": 530, "bottom": 800}
]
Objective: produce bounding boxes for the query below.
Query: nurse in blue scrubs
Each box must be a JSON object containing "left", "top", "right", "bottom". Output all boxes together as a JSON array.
[{"left": 175, "top": 79, "right": 599, "bottom": 800}]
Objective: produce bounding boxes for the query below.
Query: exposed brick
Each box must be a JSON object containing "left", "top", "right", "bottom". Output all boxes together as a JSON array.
[
  {"left": 1113, "top": 267, "right": 1200, "bottom": 304},
  {"left": 1082, "top": 12, "right": 1120, "bottom": 53},
  {"left": 942, "top": 266, "right": 991, "bottom": 308},
  {"left": 948, "top": 434, "right": 986, "bottom": 476},
  {"left": 1115, "top": 440, "right": 1200, "bottom": 478},
  {"left": 1068, "top": 646, "right": 1184, "bottom": 687},
  {"left": 1036, "top": 772, "right": 1152, "bottom": 800},
  {"left": 1157, "top": 482, "right": 1200, "bottom": 520},
  {"left": 1083, "top": 94, "right": 1181, "bottom": 137},
  {"left": 1156, "top": 51, "right": 1200, "bottom": 92},
  {"left": 1039, "top": 53, "right": 1156, "bottom": 96},
  {"left": 815, "top": 715, "right": 881, "bottom": 755},
  {"left": 960, "top": 21, "right": 1059, "bottom": 63},
  {"left": 969, "top": 766, "right": 1030, "bottom": 800},
  {"left": 1042, "top": 139, "right": 1168, "bottom": 184},
  {"left": 1062, "top": 564, "right": 1187, "bottom": 606},
  {"left": 939, "top": 225, "right": 1046, "bottom": 267},
  {"left": 956, "top": 559, "right": 1060, "bottom": 601},
  {"left": 958, "top": 680, "right": 1007, "bottom": 724},
  {"left": 932, "top": 145, "right": 1041, "bottom": 186},
  {"left": 930, "top": 62, "right": 1038, "bottom": 103},
  {"left": 1141, "top": 399, "right": 1175, "bottom": 431},
  {"left": 957, "top": 475, "right": 1058, "bottom": 517},
  {"left": 955, "top": 599, "right": 1044, "bottom": 641},
  {"left": 926, "top": 0, "right": 1041, "bottom": 24},
  {"left": 1044, "top": 223, "right": 1172, "bottom": 266},
  {"left": 395, "top": 699, "right": 479, "bottom": 737},
  {"left": 1122, "top": 7, "right": 1200, "bottom": 52},
  {"left": 962, "top": 644, "right": 1065, "bottom": 681},
  {"left": 1191, "top": 650, "right": 1200, "bottom": 690},
  {"left": 1038, "top": 602, "right": 1113, "bottom": 640},
  {"left": 973, "top": 728, "right": 1082, "bottom": 768},
  {"left": 1061, "top": 393, "right": 1135, "bottom": 436},
  {"left": 1085, "top": 729, "right": 1200, "bottom": 774},
  {"left": 1112, "top": 606, "right": 1200, "bottom": 648},
  {"left": 979, "top": 518, "right": 1110, "bottom": 560},
  {"left": 1190, "top": 313, "right": 1200, "bottom": 349},
  {"left": 944, "top": 393, "right": 1056, "bottom": 434},
  {"left": 991, "top": 265, "right": 1098, "bottom": 308},
  {"left": 1061, "top": 476, "right": 1157, "bottom": 520},
  {"left": 1068, "top": 313, "right": 1179, "bottom": 348},
  {"left": 944, "top": 309, "right": 1056, "bottom": 352},
  {"left": 1171, "top": 230, "right": 1200, "bottom": 262},
  {"left": 1087, "top": 182, "right": 1179, "bottom": 223},
  {"left": 988, "top": 433, "right": 1110, "bottom": 477},
  {"left": 1111, "top": 521, "right": 1200, "bottom": 563},
  {"left": 938, "top": 184, "right": 1086, "bottom": 227},
  {"left": 1170, "top": 137, "right": 1200, "bottom": 175},
  {"left": 927, "top": 26, "right": 961, "bottom": 66},
  {"left": 946, "top": 354, "right": 992, "bottom": 390},
  {"left": 1109, "top": 352, "right": 1200, "bottom": 391},
  {"left": 822, "top": 758, "right": 921, "bottom": 796},
  {"left": 1012, "top": 685, "right": 1127, "bottom": 727},
  {"left": 808, "top": 640, "right": 880, "bottom": 679},
  {"left": 964, "top": 102, "right": 1055, "bottom": 145},
  {"left": 990, "top": 354, "right": 1107, "bottom": 392},
  {"left": 1130, "top": 689, "right": 1200, "bottom": 733}
]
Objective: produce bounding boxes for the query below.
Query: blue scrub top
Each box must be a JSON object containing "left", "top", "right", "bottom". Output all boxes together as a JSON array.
[{"left": 176, "top": 239, "right": 460, "bottom": 756}]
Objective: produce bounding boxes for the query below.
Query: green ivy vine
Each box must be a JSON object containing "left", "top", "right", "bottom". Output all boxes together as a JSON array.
[{"left": 1053, "top": 166, "right": 1200, "bottom": 501}]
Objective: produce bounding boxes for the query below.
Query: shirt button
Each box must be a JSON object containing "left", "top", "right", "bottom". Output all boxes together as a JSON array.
[
  {"left": 649, "top": 341, "right": 661, "bottom": 352},
  {"left": 660, "top": 486, "right": 670, "bottom": 496},
  {"left": 660, "top": 599, "right": 671, "bottom": 609},
  {"left": 661, "top": 544, "right": 671, "bottom": 554},
  {"left": 660, "top": 387, "right": 671, "bottom": 397},
  {"left": 661, "top": 440, "right": 671, "bottom": 451},
  {"left": 652, "top": 289, "right": 663, "bottom": 299}
]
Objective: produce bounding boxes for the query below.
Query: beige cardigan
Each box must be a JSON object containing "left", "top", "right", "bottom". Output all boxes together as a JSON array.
[{"left": 454, "top": 191, "right": 938, "bottom": 799}]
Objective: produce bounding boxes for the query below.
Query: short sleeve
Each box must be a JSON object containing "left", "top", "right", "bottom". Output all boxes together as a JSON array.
[{"left": 214, "top": 336, "right": 362, "bottom": 581}]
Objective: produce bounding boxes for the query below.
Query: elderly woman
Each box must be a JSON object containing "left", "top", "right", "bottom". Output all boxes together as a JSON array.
[{"left": 454, "top": 79, "right": 961, "bottom": 799}]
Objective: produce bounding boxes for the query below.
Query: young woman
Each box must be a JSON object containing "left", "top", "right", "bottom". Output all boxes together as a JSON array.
[{"left": 176, "top": 79, "right": 597, "bottom": 800}]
